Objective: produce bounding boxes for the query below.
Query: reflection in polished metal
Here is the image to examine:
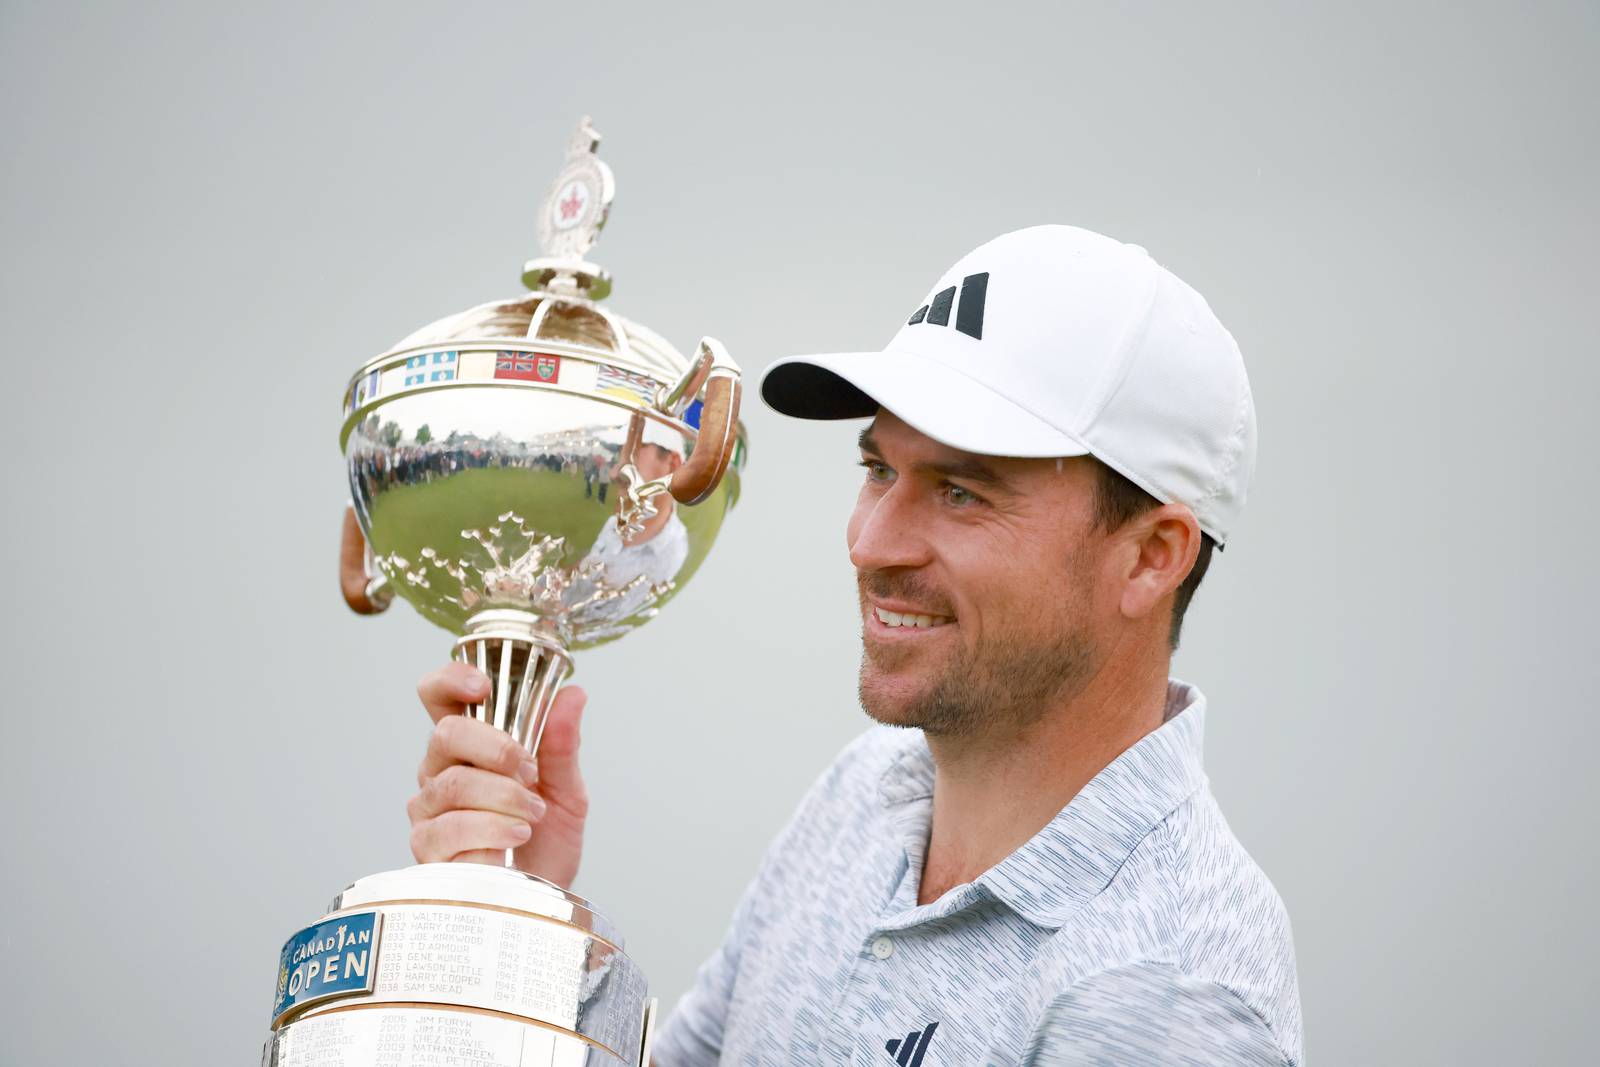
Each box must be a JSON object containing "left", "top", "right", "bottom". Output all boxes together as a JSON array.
[{"left": 267, "top": 118, "right": 742, "bottom": 1065}]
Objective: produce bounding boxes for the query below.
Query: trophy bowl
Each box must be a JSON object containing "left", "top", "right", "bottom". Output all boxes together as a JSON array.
[
  {"left": 339, "top": 287, "right": 746, "bottom": 754},
  {"left": 343, "top": 294, "right": 746, "bottom": 647},
  {"left": 264, "top": 120, "right": 744, "bottom": 1066}
]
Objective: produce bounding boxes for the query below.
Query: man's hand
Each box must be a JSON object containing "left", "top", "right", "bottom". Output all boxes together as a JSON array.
[{"left": 406, "top": 662, "right": 589, "bottom": 890}]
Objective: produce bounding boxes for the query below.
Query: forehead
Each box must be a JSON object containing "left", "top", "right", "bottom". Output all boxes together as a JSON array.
[
  {"left": 863, "top": 409, "right": 968, "bottom": 456},
  {"left": 862, "top": 409, "right": 1096, "bottom": 494}
]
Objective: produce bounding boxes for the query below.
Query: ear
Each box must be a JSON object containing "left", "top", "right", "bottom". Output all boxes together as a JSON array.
[{"left": 1117, "top": 503, "right": 1202, "bottom": 626}]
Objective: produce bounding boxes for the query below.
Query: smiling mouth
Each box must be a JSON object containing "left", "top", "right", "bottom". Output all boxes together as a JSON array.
[{"left": 871, "top": 605, "right": 954, "bottom": 629}]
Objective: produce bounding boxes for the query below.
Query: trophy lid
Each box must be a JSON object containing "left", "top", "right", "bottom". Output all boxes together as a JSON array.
[
  {"left": 362, "top": 117, "right": 695, "bottom": 389},
  {"left": 527, "top": 116, "right": 615, "bottom": 287}
]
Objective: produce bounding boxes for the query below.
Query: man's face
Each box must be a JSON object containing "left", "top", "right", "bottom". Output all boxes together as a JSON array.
[
  {"left": 633, "top": 443, "right": 682, "bottom": 481},
  {"left": 848, "top": 410, "right": 1114, "bottom": 739}
]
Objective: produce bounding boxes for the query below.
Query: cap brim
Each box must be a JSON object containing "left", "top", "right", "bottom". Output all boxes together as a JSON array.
[{"left": 759, "top": 350, "right": 1090, "bottom": 458}]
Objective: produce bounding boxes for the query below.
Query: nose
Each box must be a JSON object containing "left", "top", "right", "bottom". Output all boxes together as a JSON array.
[{"left": 847, "top": 481, "right": 932, "bottom": 573}]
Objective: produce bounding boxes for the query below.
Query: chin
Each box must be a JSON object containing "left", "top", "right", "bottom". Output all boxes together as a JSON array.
[{"left": 858, "top": 671, "right": 928, "bottom": 729}]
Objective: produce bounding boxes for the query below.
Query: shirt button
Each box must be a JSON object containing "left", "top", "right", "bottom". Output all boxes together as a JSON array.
[{"left": 870, "top": 935, "right": 895, "bottom": 960}]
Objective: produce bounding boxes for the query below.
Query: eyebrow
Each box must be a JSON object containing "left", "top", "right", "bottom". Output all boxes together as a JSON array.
[{"left": 858, "top": 428, "right": 1014, "bottom": 493}]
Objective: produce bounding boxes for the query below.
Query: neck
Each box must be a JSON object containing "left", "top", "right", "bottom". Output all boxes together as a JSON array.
[{"left": 916, "top": 636, "right": 1170, "bottom": 905}]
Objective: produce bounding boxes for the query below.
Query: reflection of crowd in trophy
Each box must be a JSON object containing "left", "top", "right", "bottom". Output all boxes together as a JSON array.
[
  {"left": 348, "top": 418, "right": 624, "bottom": 501},
  {"left": 350, "top": 442, "right": 572, "bottom": 498},
  {"left": 346, "top": 414, "right": 691, "bottom": 638},
  {"left": 582, "top": 453, "right": 608, "bottom": 503}
]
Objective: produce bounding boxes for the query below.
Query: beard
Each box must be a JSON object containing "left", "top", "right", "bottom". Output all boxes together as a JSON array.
[{"left": 856, "top": 565, "right": 1097, "bottom": 739}]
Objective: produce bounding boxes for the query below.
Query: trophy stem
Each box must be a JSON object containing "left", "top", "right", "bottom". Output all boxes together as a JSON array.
[{"left": 453, "top": 610, "right": 575, "bottom": 869}]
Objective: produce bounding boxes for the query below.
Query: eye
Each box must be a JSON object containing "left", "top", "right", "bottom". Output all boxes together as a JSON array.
[
  {"left": 858, "top": 459, "right": 895, "bottom": 484},
  {"left": 943, "top": 482, "right": 983, "bottom": 508}
]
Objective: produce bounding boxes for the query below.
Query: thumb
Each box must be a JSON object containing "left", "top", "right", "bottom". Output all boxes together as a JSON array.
[{"left": 532, "top": 685, "right": 587, "bottom": 803}]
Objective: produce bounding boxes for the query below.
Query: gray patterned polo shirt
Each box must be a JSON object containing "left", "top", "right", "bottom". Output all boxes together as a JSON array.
[{"left": 650, "top": 679, "right": 1303, "bottom": 1065}]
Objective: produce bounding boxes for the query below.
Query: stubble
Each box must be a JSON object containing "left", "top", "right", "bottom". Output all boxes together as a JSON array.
[{"left": 856, "top": 563, "right": 1098, "bottom": 739}]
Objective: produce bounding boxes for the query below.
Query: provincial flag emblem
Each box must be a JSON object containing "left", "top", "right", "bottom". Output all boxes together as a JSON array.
[
  {"left": 350, "top": 368, "right": 381, "bottom": 410},
  {"left": 402, "top": 350, "right": 459, "bottom": 387},
  {"left": 596, "top": 364, "right": 657, "bottom": 406},
  {"left": 495, "top": 352, "right": 561, "bottom": 383}
]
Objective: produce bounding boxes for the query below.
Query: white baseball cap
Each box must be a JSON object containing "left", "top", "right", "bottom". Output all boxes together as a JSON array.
[{"left": 759, "top": 224, "right": 1257, "bottom": 546}]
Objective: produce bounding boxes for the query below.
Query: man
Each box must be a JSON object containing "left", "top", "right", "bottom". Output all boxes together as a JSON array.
[
  {"left": 581, "top": 441, "right": 692, "bottom": 630},
  {"left": 406, "top": 225, "right": 1303, "bottom": 1064}
]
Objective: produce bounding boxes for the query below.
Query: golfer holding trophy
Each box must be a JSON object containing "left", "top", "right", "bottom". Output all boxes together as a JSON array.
[
  {"left": 265, "top": 120, "right": 745, "bottom": 1065},
  {"left": 270, "top": 116, "right": 1302, "bottom": 1065}
]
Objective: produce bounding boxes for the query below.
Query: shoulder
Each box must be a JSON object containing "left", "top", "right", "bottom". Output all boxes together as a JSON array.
[
  {"left": 1022, "top": 961, "right": 1295, "bottom": 1066},
  {"left": 1052, "top": 786, "right": 1302, "bottom": 1062},
  {"left": 1166, "top": 789, "right": 1300, "bottom": 1050}
]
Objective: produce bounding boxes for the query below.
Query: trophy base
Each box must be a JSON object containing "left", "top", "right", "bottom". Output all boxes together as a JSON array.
[{"left": 265, "top": 864, "right": 653, "bottom": 1067}]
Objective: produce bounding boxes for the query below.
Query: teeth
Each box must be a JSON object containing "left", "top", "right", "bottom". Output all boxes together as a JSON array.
[{"left": 874, "top": 607, "right": 949, "bottom": 629}]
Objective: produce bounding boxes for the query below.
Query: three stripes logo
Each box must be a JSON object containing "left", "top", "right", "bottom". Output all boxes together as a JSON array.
[
  {"left": 907, "top": 273, "right": 989, "bottom": 340},
  {"left": 885, "top": 1021, "right": 938, "bottom": 1066}
]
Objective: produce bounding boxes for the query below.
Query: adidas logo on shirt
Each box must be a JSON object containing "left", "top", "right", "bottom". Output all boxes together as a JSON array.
[{"left": 884, "top": 1021, "right": 938, "bottom": 1065}]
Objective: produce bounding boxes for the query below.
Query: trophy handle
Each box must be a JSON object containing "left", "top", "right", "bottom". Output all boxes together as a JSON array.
[
  {"left": 339, "top": 505, "right": 393, "bottom": 614},
  {"left": 666, "top": 338, "right": 742, "bottom": 506}
]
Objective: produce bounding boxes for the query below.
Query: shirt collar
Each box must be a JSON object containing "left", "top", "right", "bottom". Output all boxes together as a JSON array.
[{"left": 876, "top": 679, "right": 1210, "bottom": 930}]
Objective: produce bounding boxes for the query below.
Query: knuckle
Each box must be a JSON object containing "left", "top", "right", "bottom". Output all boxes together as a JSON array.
[
  {"left": 416, "top": 667, "right": 449, "bottom": 701},
  {"left": 408, "top": 823, "right": 432, "bottom": 862},
  {"left": 436, "top": 765, "right": 470, "bottom": 806},
  {"left": 425, "top": 731, "right": 450, "bottom": 768},
  {"left": 436, "top": 714, "right": 466, "bottom": 746},
  {"left": 422, "top": 768, "right": 458, "bottom": 810}
]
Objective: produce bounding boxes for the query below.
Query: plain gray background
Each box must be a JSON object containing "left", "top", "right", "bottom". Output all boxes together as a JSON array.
[{"left": 3, "top": 2, "right": 1595, "bottom": 1063}]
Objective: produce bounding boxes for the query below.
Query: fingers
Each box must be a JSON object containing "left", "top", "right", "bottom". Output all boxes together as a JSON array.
[
  {"left": 407, "top": 764, "right": 547, "bottom": 824},
  {"left": 409, "top": 707, "right": 548, "bottom": 866},
  {"left": 418, "top": 713, "right": 537, "bottom": 787},
  {"left": 417, "top": 662, "right": 491, "bottom": 725},
  {"left": 409, "top": 664, "right": 590, "bottom": 883},
  {"left": 409, "top": 809, "right": 532, "bottom": 864}
]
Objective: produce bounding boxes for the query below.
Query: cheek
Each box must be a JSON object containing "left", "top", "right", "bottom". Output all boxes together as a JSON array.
[
  {"left": 961, "top": 544, "right": 1086, "bottom": 625},
  {"left": 1067, "top": 547, "right": 1113, "bottom": 619}
]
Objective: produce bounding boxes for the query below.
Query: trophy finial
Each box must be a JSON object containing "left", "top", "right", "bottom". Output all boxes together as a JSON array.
[
  {"left": 566, "top": 115, "right": 601, "bottom": 156},
  {"left": 537, "top": 116, "right": 615, "bottom": 263}
]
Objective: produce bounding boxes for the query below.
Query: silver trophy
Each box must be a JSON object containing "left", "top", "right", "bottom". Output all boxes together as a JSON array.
[{"left": 263, "top": 119, "right": 745, "bottom": 1067}]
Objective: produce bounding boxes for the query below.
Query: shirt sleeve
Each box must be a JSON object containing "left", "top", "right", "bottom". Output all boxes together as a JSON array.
[{"left": 1020, "top": 962, "right": 1294, "bottom": 1067}]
